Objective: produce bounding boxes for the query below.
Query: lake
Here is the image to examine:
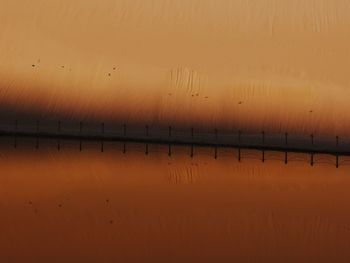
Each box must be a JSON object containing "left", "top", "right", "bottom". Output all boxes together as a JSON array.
[{"left": 1, "top": 141, "right": 350, "bottom": 262}]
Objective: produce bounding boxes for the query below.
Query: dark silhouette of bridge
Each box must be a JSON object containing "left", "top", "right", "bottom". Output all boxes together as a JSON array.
[{"left": 1, "top": 120, "right": 349, "bottom": 168}]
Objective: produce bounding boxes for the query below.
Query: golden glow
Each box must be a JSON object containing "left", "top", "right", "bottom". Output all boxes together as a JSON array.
[{"left": 1, "top": 1, "right": 350, "bottom": 135}]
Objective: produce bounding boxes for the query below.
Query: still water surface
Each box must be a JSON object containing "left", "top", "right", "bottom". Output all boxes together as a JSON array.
[{"left": 1, "top": 142, "right": 350, "bottom": 262}]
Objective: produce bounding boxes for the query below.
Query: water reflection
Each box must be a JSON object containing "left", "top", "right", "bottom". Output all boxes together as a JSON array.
[{"left": 1, "top": 144, "right": 350, "bottom": 262}]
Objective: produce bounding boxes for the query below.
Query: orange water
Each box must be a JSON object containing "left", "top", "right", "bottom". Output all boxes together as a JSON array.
[{"left": 1, "top": 144, "right": 350, "bottom": 262}]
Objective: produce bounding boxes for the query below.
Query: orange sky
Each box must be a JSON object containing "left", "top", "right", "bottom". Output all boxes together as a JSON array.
[{"left": 1, "top": 0, "right": 350, "bottom": 136}]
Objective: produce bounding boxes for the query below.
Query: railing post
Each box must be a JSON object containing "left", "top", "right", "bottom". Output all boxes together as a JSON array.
[
  {"left": 214, "top": 128, "right": 218, "bottom": 159},
  {"left": 335, "top": 136, "right": 339, "bottom": 168},
  {"left": 123, "top": 123, "right": 126, "bottom": 154},
  {"left": 284, "top": 133, "right": 288, "bottom": 164},
  {"left": 261, "top": 131, "right": 265, "bottom": 162},
  {"left": 79, "top": 121, "right": 83, "bottom": 151},
  {"left": 190, "top": 128, "right": 194, "bottom": 158},
  {"left": 57, "top": 121, "right": 61, "bottom": 151},
  {"left": 238, "top": 130, "right": 242, "bottom": 161},
  {"left": 36, "top": 120, "right": 39, "bottom": 149},
  {"left": 262, "top": 131, "right": 265, "bottom": 145},
  {"left": 101, "top": 122, "right": 105, "bottom": 152},
  {"left": 14, "top": 120, "right": 18, "bottom": 148},
  {"left": 123, "top": 123, "right": 126, "bottom": 136},
  {"left": 168, "top": 126, "right": 172, "bottom": 157},
  {"left": 145, "top": 125, "right": 149, "bottom": 155}
]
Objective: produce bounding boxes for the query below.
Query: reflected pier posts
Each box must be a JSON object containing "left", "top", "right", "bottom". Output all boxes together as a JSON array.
[
  {"left": 336, "top": 154, "right": 339, "bottom": 168},
  {"left": 284, "top": 152, "right": 288, "bottom": 164},
  {"left": 262, "top": 150, "right": 265, "bottom": 163}
]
